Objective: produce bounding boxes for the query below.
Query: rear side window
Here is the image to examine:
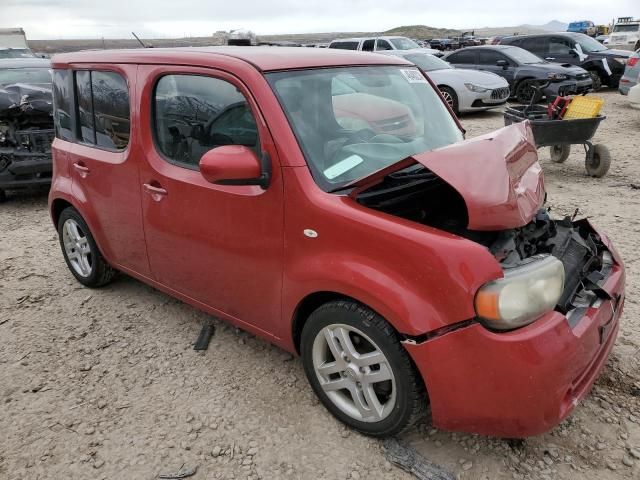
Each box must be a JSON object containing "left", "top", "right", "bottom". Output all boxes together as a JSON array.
[
  {"left": 153, "top": 74, "right": 258, "bottom": 169},
  {"left": 520, "top": 37, "right": 546, "bottom": 53},
  {"left": 52, "top": 69, "right": 73, "bottom": 141},
  {"left": 448, "top": 50, "right": 476, "bottom": 64},
  {"left": 72, "top": 70, "right": 130, "bottom": 150},
  {"left": 330, "top": 41, "right": 359, "bottom": 50}
]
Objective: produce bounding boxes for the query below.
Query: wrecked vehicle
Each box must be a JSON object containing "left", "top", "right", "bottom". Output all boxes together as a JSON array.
[
  {"left": 0, "top": 58, "right": 54, "bottom": 201},
  {"left": 49, "top": 48, "right": 625, "bottom": 438}
]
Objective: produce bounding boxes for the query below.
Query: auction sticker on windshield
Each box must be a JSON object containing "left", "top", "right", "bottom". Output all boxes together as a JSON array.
[
  {"left": 323, "top": 154, "right": 364, "bottom": 179},
  {"left": 400, "top": 68, "right": 428, "bottom": 84}
]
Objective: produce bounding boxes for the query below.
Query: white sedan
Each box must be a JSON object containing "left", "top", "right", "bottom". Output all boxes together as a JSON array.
[
  {"left": 629, "top": 84, "right": 640, "bottom": 109},
  {"left": 381, "top": 51, "right": 510, "bottom": 114}
]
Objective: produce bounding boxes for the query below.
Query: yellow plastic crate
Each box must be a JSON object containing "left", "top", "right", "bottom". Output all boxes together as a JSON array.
[{"left": 564, "top": 96, "right": 604, "bottom": 119}]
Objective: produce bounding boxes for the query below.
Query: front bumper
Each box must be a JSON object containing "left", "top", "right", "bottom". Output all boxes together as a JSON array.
[
  {"left": 0, "top": 153, "right": 53, "bottom": 190},
  {"left": 404, "top": 226, "right": 625, "bottom": 438},
  {"left": 459, "top": 86, "right": 510, "bottom": 112},
  {"left": 543, "top": 78, "right": 593, "bottom": 98}
]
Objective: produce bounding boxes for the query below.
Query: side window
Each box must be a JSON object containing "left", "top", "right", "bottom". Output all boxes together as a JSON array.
[
  {"left": 478, "top": 50, "right": 505, "bottom": 65},
  {"left": 153, "top": 74, "right": 258, "bottom": 169},
  {"left": 448, "top": 50, "right": 475, "bottom": 64},
  {"left": 361, "top": 39, "right": 375, "bottom": 51},
  {"left": 74, "top": 70, "right": 94, "bottom": 144},
  {"left": 92, "top": 71, "right": 130, "bottom": 150},
  {"left": 330, "top": 41, "right": 358, "bottom": 50},
  {"left": 521, "top": 37, "right": 546, "bottom": 54},
  {"left": 375, "top": 39, "right": 393, "bottom": 51},
  {"left": 52, "top": 69, "right": 73, "bottom": 141},
  {"left": 548, "top": 38, "right": 573, "bottom": 55}
]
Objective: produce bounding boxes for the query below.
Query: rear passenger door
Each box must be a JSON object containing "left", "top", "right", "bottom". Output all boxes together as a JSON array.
[
  {"left": 68, "top": 65, "right": 150, "bottom": 276},
  {"left": 136, "top": 66, "right": 284, "bottom": 335}
]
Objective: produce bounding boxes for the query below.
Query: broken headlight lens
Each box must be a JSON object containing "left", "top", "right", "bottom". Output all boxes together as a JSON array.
[{"left": 474, "top": 255, "right": 565, "bottom": 330}]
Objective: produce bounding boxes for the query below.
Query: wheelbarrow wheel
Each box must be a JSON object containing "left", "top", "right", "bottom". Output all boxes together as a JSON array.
[
  {"left": 585, "top": 144, "right": 611, "bottom": 178},
  {"left": 550, "top": 144, "right": 571, "bottom": 163}
]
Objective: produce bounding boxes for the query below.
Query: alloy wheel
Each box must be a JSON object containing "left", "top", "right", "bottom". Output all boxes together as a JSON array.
[
  {"left": 440, "top": 90, "right": 454, "bottom": 108},
  {"left": 311, "top": 323, "right": 396, "bottom": 422},
  {"left": 62, "top": 218, "right": 92, "bottom": 277}
]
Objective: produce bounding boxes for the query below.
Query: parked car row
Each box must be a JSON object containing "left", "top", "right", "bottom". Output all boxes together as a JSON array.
[{"left": 328, "top": 36, "right": 443, "bottom": 57}]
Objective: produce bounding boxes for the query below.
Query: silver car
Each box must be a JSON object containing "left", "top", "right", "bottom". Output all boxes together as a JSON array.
[
  {"left": 619, "top": 49, "right": 640, "bottom": 95},
  {"left": 381, "top": 51, "right": 510, "bottom": 114}
]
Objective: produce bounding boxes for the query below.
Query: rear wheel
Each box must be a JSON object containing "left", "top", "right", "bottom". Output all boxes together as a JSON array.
[
  {"left": 438, "top": 86, "right": 459, "bottom": 114},
  {"left": 515, "top": 80, "right": 537, "bottom": 104},
  {"left": 300, "top": 300, "right": 426, "bottom": 437},
  {"left": 550, "top": 144, "right": 571, "bottom": 163},
  {"left": 585, "top": 144, "right": 611, "bottom": 178},
  {"left": 588, "top": 70, "right": 603, "bottom": 91},
  {"left": 58, "top": 207, "right": 116, "bottom": 287}
]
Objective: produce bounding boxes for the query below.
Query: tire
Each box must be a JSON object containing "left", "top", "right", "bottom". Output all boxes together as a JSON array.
[
  {"left": 57, "top": 207, "right": 116, "bottom": 287},
  {"left": 588, "top": 70, "right": 603, "bottom": 91},
  {"left": 515, "top": 79, "right": 537, "bottom": 104},
  {"left": 300, "top": 300, "right": 426, "bottom": 437},
  {"left": 585, "top": 144, "right": 611, "bottom": 178},
  {"left": 0, "top": 189, "right": 6, "bottom": 203},
  {"left": 550, "top": 144, "right": 571, "bottom": 163},
  {"left": 438, "top": 86, "right": 459, "bottom": 115}
]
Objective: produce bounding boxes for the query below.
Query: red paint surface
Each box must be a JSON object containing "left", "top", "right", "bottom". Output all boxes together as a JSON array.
[{"left": 49, "top": 48, "right": 625, "bottom": 437}]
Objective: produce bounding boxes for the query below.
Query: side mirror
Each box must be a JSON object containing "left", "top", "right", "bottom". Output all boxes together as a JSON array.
[
  {"left": 199, "top": 145, "right": 270, "bottom": 189},
  {"left": 496, "top": 59, "right": 509, "bottom": 69}
]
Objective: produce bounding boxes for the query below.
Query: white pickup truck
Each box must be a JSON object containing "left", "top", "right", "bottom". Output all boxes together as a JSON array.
[
  {"left": 0, "top": 28, "right": 36, "bottom": 59},
  {"left": 604, "top": 18, "right": 640, "bottom": 51}
]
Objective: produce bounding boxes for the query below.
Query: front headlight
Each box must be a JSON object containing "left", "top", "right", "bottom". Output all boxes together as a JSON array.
[
  {"left": 474, "top": 255, "right": 565, "bottom": 330},
  {"left": 464, "top": 83, "right": 490, "bottom": 93},
  {"left": 613, "top": 57, "right": 628, "bottom": 64},
  {"left": 548, "top": 73, "right": 568, "bottom": 81}
]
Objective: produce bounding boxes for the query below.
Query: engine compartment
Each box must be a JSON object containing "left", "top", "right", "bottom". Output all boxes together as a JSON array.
[{"left": 356, "top": 166, "right": 613, "bottom": 318}]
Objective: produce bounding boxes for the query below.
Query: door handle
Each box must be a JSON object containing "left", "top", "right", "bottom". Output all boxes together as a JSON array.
[
  {"left": 143, "top": 182, "right": 168, "bottom": 201},
  {"left": 73, "top": 162, "right": 90, "bottom": 177}
]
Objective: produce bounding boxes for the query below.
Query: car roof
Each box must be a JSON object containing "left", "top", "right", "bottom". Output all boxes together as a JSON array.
[
  {"left": 452, "top": 45, "right": 513, "bottom": 50},
  {"left": 330, "top": 36, "right": 405, "bottom": 42},
  {"left": 0, "top": 58, "right": 51, "bottom": 69},
  {"left": 52, "top": 46, "right": 410, "bottom": 72}
]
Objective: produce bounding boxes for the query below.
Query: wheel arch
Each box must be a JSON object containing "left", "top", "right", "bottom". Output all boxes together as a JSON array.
[{"left": 50, "top": 197, "right": 74, "bottom": 228}]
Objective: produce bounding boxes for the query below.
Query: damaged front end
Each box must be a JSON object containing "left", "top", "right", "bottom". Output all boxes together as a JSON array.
[
  {"left": 0, "top": 83, "right": 54, "bottom": 195},
  {"left": 353, "top": 122, "right": 621, "bottom": 331}
]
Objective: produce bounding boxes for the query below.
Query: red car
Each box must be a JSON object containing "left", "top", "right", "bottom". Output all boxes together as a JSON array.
[{"left": 48, "top": 47, "right": 625, "bottom": 438}]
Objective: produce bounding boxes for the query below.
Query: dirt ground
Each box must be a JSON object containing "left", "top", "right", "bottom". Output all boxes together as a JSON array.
[{"left": 1, "top": 89, "right": 639, "bottom": 480}]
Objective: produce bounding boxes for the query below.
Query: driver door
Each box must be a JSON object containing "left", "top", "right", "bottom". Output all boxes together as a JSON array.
[
  {"left": 136, "top": 65, "right": 284, "bottom": 336},
  {"left": 547, "top": 37, "right": 579, "bottom": 65}
]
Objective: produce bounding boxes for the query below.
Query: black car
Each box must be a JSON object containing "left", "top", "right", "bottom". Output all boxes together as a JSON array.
[
  {"left": 500, "top": 32, "right": 632, "bottom": 89},
  {"left": 0, "top": 58, "right": 54, "bottom": 201},
  {"left": 443, "top": 45, "right": 593, "bottom": 103}
]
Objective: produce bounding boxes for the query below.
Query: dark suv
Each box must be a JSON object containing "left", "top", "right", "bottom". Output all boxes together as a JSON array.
[
  {"left": 500, "top": 32, "right": 632, "bottom": 89},
  {"left": 444, "top": 45, "right": 592, "bottom": 103}
]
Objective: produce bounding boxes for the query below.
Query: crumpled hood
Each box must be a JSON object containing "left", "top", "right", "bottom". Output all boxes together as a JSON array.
[
  {"left": 412, "top": 122, "right": 544, "bottom": 231},
  {"left": 0, "top": 82, "right": 53, "bottom": 119}
]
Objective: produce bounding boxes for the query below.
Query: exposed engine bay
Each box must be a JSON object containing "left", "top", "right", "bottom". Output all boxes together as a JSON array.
[
  {"left": 0, "top": 83, "right": 54, "bottom": 190},
  {"left": 356, "top": 165, "right": 613, "bottom": 320}
]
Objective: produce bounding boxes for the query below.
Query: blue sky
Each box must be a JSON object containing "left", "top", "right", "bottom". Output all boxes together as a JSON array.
[{"left": 3, "top": 0, "right": 638, "bottom": 39}]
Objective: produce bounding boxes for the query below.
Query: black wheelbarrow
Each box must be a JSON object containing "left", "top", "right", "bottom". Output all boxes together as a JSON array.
[{"left": 503, "top": 104, "right": 610, "bottom": 178}]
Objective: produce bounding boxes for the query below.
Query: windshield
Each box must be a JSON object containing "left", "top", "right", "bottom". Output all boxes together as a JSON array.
[
  {"left": 613, "top": 24, "right": 640, "bottom": 33},
  {"left": 267, "top": 66, "right": 463, "bottom": 191},
  {"left": 389, "top": 38, "right": 420, "bottom": 50},
  {"left": 0, "top": 67, "right": 52, "bottom": 85},
  {"left": 403, "top": 53, "right": 452, "bottom": 71},
  {"left": 504, "top": 47, "right": 544, "bottom": 64},
  {"left": 568, "top": 33, "right": 608, "bottom": 52},
  {"left": 0, "top": 49, "right": 36, "bottom": 59}
]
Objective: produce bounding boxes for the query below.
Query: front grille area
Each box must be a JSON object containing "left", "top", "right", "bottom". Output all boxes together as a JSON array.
[
  {"left": 575, "top": 73, "right": 590, "bottom": 80},
  {"left": 491, "top": 87, "right": 510, "bottom": 100}
]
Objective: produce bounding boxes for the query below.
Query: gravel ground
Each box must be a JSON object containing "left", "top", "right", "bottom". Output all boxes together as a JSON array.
[{"left": 1, "top": 90, "right": 638, "bottom": 480}]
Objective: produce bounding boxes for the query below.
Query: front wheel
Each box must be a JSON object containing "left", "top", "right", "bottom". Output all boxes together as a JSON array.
[
  {"left": 588, "top": 70, "right": 603, "bottom": 91},
  {"left": 438, "top": 86, "right": 459, "bottom": 115},
  {"left": 515, "top": 80, "right": 537, "bottom": 104},
  {"left": 0, "top": 189, "right": 6, "bottom": 203},
  {"left": 550, "top": 144, "right": 571, "bottom": 163},
  {"left": 300, "top": 300, "right": 426, "bottom": 437},
  {"left": 58, "top": 207, "right": 117, "bottom": 287},
  {"left": 585, "top": 144, "right": 611, "bottom": 178}
]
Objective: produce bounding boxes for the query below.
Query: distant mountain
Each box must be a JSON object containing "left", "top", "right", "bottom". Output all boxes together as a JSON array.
[
  {"left": 384, "top": 25, "right": 461, "bottom": 39},
  {"left": 535, "top": 20, "right": 568, "bottom": 32}
]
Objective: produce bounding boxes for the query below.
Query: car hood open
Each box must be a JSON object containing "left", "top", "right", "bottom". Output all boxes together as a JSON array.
[{"left": 350, "top": 122, "right": 544, "bottom": 231}]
